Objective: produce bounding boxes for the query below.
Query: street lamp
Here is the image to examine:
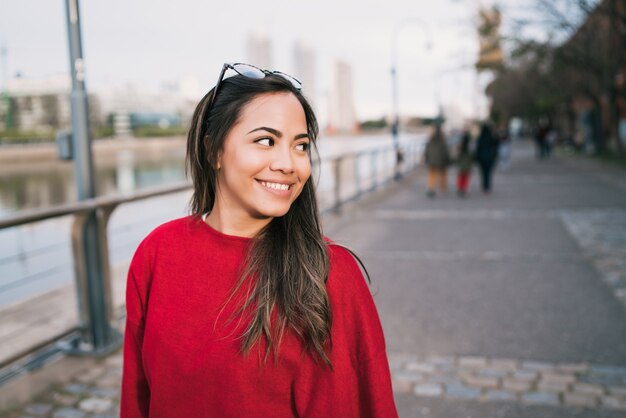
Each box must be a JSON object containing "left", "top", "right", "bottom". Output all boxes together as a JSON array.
[{"left": 391, "top": 18, "right": 432, "bottom": 179}]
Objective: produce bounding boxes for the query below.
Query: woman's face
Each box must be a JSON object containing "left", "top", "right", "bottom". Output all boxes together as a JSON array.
[{"left": 215, "top": 92, "right": 311, "bottom": 222}]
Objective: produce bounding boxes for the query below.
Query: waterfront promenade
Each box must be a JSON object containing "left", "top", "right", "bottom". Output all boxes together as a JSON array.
[{"left": 2, "top": 139, "right": 626, "bottom": 417}]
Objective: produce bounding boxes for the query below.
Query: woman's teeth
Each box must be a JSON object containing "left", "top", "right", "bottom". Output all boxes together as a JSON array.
[{"left": 260, "top": 181, "right": 290, "bottom": 191}]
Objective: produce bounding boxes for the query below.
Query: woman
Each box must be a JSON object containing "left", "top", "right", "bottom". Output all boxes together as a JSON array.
[
  {"left": 423, "top": 124, "right": 451, "bottom": 198},
  {"left": 120, "top": 63, "right": 397, "bottom": 418},
  {"left": 474, "top": 123, "right": 500, "bottom": 194}
]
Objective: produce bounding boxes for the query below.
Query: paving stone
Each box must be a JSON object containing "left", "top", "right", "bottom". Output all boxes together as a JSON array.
[
  {"left": 572, "top": 383, "right": 605, "bottom": 397},
  {"left": 461, "top": 374, "right": 500, "bottom": 389},
  {"left": 540, "top": 372, "right": 576, "bottom": 385},
  {"left": 512, "top": 369, "right": 538, "bottom": 381},
  {"left": 428, "top": 375, "right": 462, "bottom": 386},
  {"left": 590, "top": 365, "right": 626, "bottom": 377},
  {"left": 489, "top": 359, "right": 518, "bottom": 372},
  {"left": 503, "top": 378, "right": 533, "bottom": 393},
  {"left": 97, "top": 376, "right": 122, "bottom": 388},
  {"left": 444, "top": 382, "right": 482, "bottom": 400},
  {"left": 51, "top": 408, "right": 87, "bottom": 418},
  {"left": 478, "top": 368, "right": 508, "bottom": 378},
  {"left": 62, "top": 383, "right": 91, "bottom": 395},
  {"left": 414, "top": 383, "right": 443, "bottom": 397},
  {"left": 51, "top": 393, "right": 79, "bottom": 407},
  {"left": 392, "top": 377, "right": 413, "bottom": 394},
  {"left": 522, "top": 392, "right": 560, "bottom": 406},
  {"left": 88, "top": 387, "right": 120, "bottom": 398},
  {"left": 537, "top": 380, "right": 570, "bottom": 393},
  {"left": 521, "top": 361, "right": 555, "bottom": 372},
  {"left": 458, "top": 356, "right": 488, "bottom": 369},
  {"left": 608, "top": 386, "right": 626, "bottom": 397},
  {"left": 406, "top": 361, "right": 437, "bottom": 374},
  {"left": 563, "top": 392, "right": 598, "bottom": 408},
  {"left": 394, "top": 370, "right": 425, "bottom": 383},
  {"left": 484, "top": 390, "right": 517, "bottom": 402},
  {"left": 602, "top": 396, "right": 626, "bottom": 411},
  {"left": 425, "top": 356, "right": 455, "bottom": 368},
  {"left": 78, "top": 398, "right": 113, "bottom": 413},
  {"left": 556, "top": 363, "right": 589, "bottom": 373},
  {"left": 24, "top": 403, "right": 53, "bottom": 416}
]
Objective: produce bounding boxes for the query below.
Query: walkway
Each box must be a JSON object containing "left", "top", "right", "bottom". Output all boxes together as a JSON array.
[
  {"left": 328, "top": 141, "right": 626, "bottom": 417},
  {"left": 2, "top": 140, "right": 626, "bottom": 417}
]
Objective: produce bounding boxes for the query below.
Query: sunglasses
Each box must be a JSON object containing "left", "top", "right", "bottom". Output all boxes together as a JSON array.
[{"left": 206, "top": 62, "right": 303, "bottom": 114}]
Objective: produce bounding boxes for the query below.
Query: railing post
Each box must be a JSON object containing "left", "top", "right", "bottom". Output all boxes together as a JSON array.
[
  {"left": 354, "top": 153, "right": 362, "bottom": 199},
  {"left": 333, "top": 156, "right": 342, "bottom": 212},
  {"left": 371, "top": 150, "right": 378, "bottom": 191}
]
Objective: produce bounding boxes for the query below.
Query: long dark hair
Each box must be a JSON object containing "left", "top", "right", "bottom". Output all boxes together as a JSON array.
[{"left": 185, "top": 74, "right": 332, "bottom": 366}]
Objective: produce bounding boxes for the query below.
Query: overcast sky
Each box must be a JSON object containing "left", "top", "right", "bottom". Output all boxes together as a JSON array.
[{"left": 0, "top": 0, "right": 524, "bottom": 121}]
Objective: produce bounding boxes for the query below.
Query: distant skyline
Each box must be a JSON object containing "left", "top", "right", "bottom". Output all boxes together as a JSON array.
[{"left": 0, "top": 0, "right": 522, "bottom": 121}]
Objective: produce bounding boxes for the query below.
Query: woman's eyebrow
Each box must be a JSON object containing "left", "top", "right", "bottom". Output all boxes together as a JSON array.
[
  {"left": 247, "top": 126, "right": 282, "bottom": 137},
  {"left": 248, "top": 127, "right": 309, "bottom": 141}
]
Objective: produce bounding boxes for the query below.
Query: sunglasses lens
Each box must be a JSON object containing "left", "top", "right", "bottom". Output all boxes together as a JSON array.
[
  {"left": 232, "top": 64, "right": 266, "bottom": 79},
  {"left": 274, "top": 72, "right": 302, "bottom": 90}
]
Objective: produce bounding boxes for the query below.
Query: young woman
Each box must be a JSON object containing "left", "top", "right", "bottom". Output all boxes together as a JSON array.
[{"left": 120, "top": 63, "right": 398, "bottom": 417}]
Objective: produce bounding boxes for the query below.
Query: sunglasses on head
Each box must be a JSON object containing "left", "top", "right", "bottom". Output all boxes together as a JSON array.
[{"left": 206, "top": 62, "right": 303, "bottom": 113}]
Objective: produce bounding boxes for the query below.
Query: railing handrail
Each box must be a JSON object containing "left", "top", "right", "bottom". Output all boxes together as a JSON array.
[
  {"left": 0, "top": 143, "right": 421, "bottom": 230},
  {"left": 0, "top": 181, "right": 192, "bottom": 230}
]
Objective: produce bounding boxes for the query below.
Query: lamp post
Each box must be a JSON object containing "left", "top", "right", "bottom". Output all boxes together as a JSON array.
[
  {"left": 391, "top": 19, "right": 432, "bottom": 179},
  {"left": 64, "top": 0, "right": 122, "bottom": 355}
]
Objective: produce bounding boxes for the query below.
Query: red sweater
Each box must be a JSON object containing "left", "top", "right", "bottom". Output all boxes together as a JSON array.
[{"left": 121, "top": 216, "right": 398, "bottom": 418}]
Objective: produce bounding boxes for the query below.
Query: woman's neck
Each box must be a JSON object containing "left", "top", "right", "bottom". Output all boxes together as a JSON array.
[{"left": 205, "top": 202, "right": 272, "bottom": 238}]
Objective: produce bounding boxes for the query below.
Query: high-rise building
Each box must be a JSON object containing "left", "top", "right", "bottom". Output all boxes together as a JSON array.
[
  {"left": 328, "top": 60, "right": 357, "bottom": 134},
  {"left": 246, "top": 32, "right": 272, "bottom": 70},
  {"left": 293, "top": 41, "right": 316, "bottom": 108}
]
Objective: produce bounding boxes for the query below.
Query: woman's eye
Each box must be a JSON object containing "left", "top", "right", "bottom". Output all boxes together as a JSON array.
[
  {"left": 295, "top": 142, "right": 310, "bottom": 152},
  {"left": 256, "top": 137, "right": 274, "bottom": 146}
]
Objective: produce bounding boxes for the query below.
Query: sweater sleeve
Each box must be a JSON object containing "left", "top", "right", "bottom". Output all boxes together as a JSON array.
[
  {"left": 120, "top": 241, "right": 151, "bottom": 418},
  {"left": 330, "top": 245, "right": 398, "bottom": 418}
]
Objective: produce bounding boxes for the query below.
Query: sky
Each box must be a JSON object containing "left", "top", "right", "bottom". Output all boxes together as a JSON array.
[{"left": 0, "top": 0, "right": 525, "bottom": 123}]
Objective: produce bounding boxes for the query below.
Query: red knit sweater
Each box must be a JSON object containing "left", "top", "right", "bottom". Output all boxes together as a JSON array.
[{"left": 121, "top": 216, "right": 398, "bottom": 418}]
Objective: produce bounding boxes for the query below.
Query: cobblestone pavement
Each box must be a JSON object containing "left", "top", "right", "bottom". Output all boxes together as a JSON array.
[
  {"left": 390, "top": 353, "right": 626, "bottom": 412},
  {"left": 1, "top": 351, "right": 122, "bottom": 418}
]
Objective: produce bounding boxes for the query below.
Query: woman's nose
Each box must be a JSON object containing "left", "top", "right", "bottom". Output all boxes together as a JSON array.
[{"left": 269, "top": 145, "right": 295, "bottom": 174}]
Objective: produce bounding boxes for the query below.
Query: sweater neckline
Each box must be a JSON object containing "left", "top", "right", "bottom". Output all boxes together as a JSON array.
[{"left": 199, "top": 213, "right": 253, "bottom": 244}]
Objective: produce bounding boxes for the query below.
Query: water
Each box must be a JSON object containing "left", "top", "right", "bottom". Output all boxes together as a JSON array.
[{"left": 0, "top": 133, "right": 425, "bottom": 309}]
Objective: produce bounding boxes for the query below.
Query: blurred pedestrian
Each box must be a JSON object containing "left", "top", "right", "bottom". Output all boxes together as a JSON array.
[
  {"left": 497, "top": 126, "right": 511, "bottom": 170},
  {"left": 456, "top": 130, "right": 473, "bottom": 197},
  {"left": 534, "top": 122, "right": 549, "bottom": 159},
  {"left": 423, "top": 124, "right": 451, "bottom": 198},
  {"left": 475, "top": 123, "right": 499, "bottom": 194},
  {"left": 121, "top": 63, "right": 398, "bottom": 418}
]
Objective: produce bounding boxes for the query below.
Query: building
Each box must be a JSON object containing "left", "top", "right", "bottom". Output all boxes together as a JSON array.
[
  {"left": 327, "top": 60, "right": 357, "bottom": 134},
  {"left": 246, "top": 32, "right": 272, "bottom": 70},
  {"left": 293, "top": 41, "right": 317, "bottom": 109},
  {"left": 2, "top": 74, "right": 102, "bottom": 133}
]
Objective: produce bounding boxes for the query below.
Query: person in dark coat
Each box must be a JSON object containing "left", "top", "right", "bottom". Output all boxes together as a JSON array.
[
  {"left": 423, "top": 124, "right": 451, "bottom": 197},
  {"left": 474, "top": 123, "right": 499, "bottom": 194}
]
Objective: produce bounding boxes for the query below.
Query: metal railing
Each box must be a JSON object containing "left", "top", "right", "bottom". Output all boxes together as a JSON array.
[{"left": 0, "top": 141, "right": 424, "bottom": 385}]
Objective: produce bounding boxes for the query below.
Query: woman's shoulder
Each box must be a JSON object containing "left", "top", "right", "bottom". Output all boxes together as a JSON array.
[
  {"left": 325, "top": 240, "right": 369, "bottom": 290},
  {"left": 134, "top": 215, "right": 201, "bottom": 253}
]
